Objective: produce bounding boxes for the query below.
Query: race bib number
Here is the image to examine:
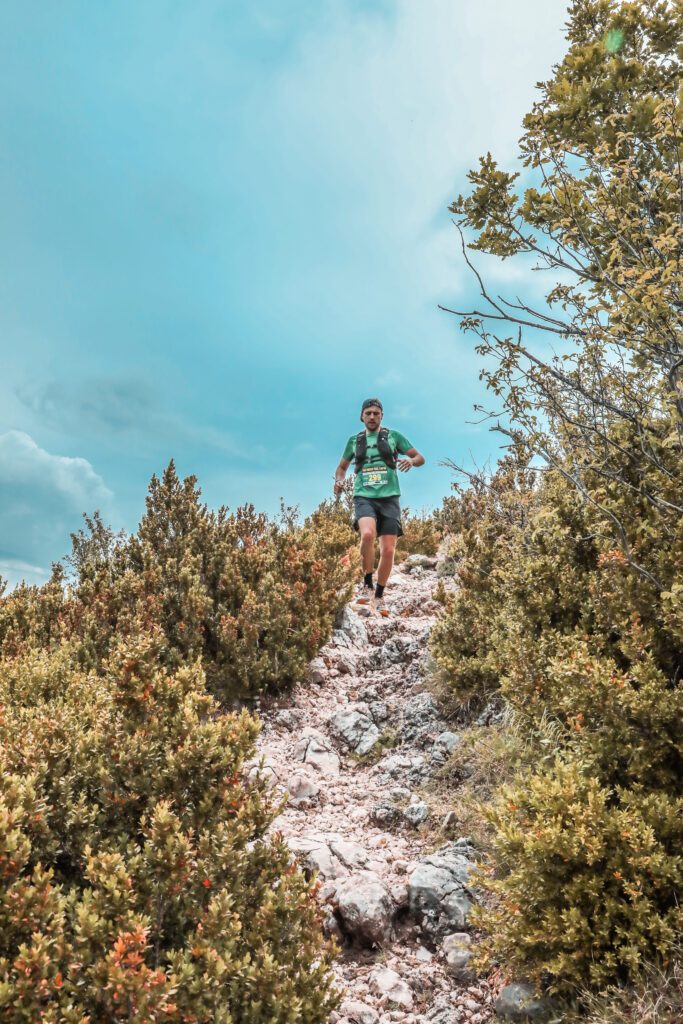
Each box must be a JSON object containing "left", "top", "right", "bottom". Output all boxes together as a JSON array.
[{"left": 362, "top": 465, "right": 388, "bottom": 489}]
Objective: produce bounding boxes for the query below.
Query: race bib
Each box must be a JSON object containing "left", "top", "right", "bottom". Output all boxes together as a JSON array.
[{"left": 362, "top": 465, "right": 388, "bottom": 489}]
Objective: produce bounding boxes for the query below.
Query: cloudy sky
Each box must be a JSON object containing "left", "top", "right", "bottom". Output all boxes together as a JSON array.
[{"left": 0, "top": 0, "right": 569, "bottom": 587}]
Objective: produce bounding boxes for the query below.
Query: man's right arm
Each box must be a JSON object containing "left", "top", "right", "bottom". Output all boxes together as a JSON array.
[{"left": 334, "top": 458, "right": 351, "bottom": 495}]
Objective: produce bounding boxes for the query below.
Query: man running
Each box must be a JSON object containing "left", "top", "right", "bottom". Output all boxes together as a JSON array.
[{"left": 333, "top": 398, "right": 425, "bottom": 616}]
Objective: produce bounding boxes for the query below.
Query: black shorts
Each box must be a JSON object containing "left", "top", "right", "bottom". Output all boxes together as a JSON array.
[{"left": 353, "top": 495, "right": 404, "bottom": 537}]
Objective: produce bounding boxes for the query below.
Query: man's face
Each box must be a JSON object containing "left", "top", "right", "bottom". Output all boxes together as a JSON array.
[{"left": 362, "top": 405, "right": 383, "bottom": 430}]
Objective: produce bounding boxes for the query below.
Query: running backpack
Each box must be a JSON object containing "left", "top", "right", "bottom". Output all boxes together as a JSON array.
[{"left": 354, "top": 428, "right": 398, "bottom": 474}]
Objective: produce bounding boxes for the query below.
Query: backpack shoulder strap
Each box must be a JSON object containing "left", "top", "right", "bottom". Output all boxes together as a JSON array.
[
  {"left": 376, "top": 427, "right": 398, "bottom": 469},
  {"left": 354, "top": 430, "right": 367, "bottom": 473}
]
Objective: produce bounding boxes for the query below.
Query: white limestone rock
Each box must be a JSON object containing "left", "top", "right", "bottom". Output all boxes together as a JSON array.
[
  {"left": 294, "top": 728, "right": 340, "bottom": 774},
  {"left": 403, "top": 800, "right": 429, "bottom": 827},
  {"left": 407, "top": 846, "right": 474, "bottom": 939},
  {"left": 442, "top": 932, "right": 475, "bottom": 983},
  {"left": 339, "top": 1000, "right": 379, "bottom": 1024},
  {"left": 334, "top": 871, "right": 395, "bottom": 947},
  {"left": 494, "top": 983, "right": 554, "bottom": 1021},
  {"left": 403, "top": 554, "right": 438, "bottom": 571},
  {"left": 368, "top": 967, "right": 414, "bottom": 1010},
  {"left": 307, "top": 657, "right": 328, "bottom": 684},
  {"left": 329, "top": 707, "right": 381, "bottom": 756},
  {"left": 247, "top": 759, "right": 279, "bottom": 789},
  {"left": 336, "top": 606, "right": 370, "bottom": 647},
  {"left": 286, "top": 771, "right": 320, "bottom": 806}
]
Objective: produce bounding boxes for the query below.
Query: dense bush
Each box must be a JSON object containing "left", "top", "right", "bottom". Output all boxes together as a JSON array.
[
  {"left": 0, "top": 464, "right": 357, "bottom": 1019},
  {"left": 394, "top": 507, "right": 441, "bottom": 562},
  {"left": 121, "top": 464, "right": 355, "bottom": 701},
  {"left": 0, "top": 462, "right": 356, "bottom": 703},
  {"left": 481, "top": 759, "right": 682, "bottom": 991},
  {"left": 432, "top": 448, "right": 682, "bottom": 992},
  {"left": 431, "top": 453, "right": 541, "bottom": 707},
  {"left": 0, "top": 631, "right": 338, "bottom": 1021},
  {"left": 434, "top": 0, "right": 683, "bottom": 995}
]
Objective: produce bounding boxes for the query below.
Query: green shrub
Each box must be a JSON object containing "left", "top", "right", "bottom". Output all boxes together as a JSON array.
[
  {"left": 0, "top": 465, "right": 352, "bottom": 1019},
  {"left": 430, "top": 452, "right": 544, "bottom": 707},
  {"left": 0, "top": 462, "right": 356, "bottom": 704},
  {"left": 477, "top": 759, "right": 682, "bottom": 992},
  {"left": 0, "top": 567, "right": 71, "bottom": 662},
  {"left": 120, "top": 464, "right": 356, "bottom": 702},
  {"left": 431, "top": 0, "right": 683, "bottom": 995},
  {"left": 432, "top": 445, "right": 682, "bottom": 992},
  {"left": 0, "top": 632, "right": 339, "bottom": 1022},
  {"left": 395, "top": 507, "right": 442, "bottom": 562}
]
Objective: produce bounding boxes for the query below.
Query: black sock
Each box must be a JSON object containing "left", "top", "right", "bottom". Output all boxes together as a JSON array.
[
  {"left": 364, "top": 572, "right": 373, "bottom": 588},
  {"left": 375, "top": 583, "right": 385, "bottom": 598}
]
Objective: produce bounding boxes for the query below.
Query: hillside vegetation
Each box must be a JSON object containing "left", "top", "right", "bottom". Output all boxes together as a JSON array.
[
  {"left": 432, "top": 0, "right": 682, "bottom": 1009},
  {"left": 0, "top": 464, "right": 357, "bottom": 1022},
  {"left": 0, "top": 0, "right": 681, "bottom": 1018}
]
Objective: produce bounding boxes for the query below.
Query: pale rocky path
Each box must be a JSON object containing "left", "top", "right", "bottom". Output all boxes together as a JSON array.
[{"left": 250, "top": 555, "right": 498, "bottom": 1024}]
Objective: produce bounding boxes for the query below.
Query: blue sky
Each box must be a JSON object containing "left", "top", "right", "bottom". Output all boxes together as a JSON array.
[{"left": 0, "top": 0, "right": 569, "bottom": 587}]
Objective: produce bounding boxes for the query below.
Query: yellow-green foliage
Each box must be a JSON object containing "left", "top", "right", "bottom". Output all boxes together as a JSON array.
[
  {"left": 0, "top": 465, "right": 353, "bottom": 1017},
  {"left": 431, "top": 0, "right": 683, "bottom": 998},
  {"left": 478, "top": 761, "right": 682, "bottom": 991},
  {"left": 432, "top": 447, "right": 682, "bottom": 992},
  {"left": 0, "top": 462, "right": 356, "bottom": 703},
  {"left": 122, "top": 464, "right": 355, "bottom": 700},
  {"left": 0, "top": 568, "right": 71, "bottom": 660},
  {"left": 395, "top": 507, "right": 441, "bottom": 562},
  {"left": 431, "top": 453, "right": 547, "bottom": 706},
  {"left": 0, "top": 633, "right": 338, "bottom": 1022}
]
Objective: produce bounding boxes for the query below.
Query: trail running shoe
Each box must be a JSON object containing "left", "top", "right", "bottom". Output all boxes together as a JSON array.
[
  {"left": 354, "top": 581, "right": 374, "bottom": 607},
  {"left": 373, "top": 596, "right": 390, "bottom": 618}
]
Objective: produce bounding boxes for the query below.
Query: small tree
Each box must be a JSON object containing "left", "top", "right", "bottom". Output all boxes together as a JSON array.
[
  {"left": 434, "top": 0, "right": 683, "bottom": 993},
  {"left": 444, "top": 0, "right": 682, "bottom": 590},
  {"left": 65, "top": 510, "right": 127, "bottom": 583}
]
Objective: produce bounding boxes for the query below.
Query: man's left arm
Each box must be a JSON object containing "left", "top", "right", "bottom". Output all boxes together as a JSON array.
[{"left": 398, "top": 446, "right": 425, "bottom": 472}]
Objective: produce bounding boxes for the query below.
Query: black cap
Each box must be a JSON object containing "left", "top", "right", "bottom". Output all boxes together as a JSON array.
[{"left": 361, "top": 398, "right": 383, "bottom": 414}]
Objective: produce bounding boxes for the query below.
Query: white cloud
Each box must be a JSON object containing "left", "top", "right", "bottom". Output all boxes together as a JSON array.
[
  {"left": 0, "top": 558, "right": 49, "bottom": 591},
  {"left": 0, "top": 431, "right": 112, "bottom": 508},
  {"left": 265, "top": 0, "right": 568, "bottom": 311},
  {"left": 15, "top": 377, "right": 255, "bottom": 460},
  {"left": 0, "top": 431, "right": 113, "bottom": 584}
]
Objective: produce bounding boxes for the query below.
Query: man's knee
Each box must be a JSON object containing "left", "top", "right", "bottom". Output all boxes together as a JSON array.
[
  {"left": 358, "top": 518, "right": 377, "bottom": 543},
  {"left": 379, "top": 535, "right": 398, "bottom": 556}
]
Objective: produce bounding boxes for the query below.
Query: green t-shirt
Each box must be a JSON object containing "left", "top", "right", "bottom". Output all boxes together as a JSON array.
[{"left": 342, "top": 428, "right": 413, "bottom": 498}]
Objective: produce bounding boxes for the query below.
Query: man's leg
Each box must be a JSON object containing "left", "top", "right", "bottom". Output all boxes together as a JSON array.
[
  {"left": 377, "top": 533, "right": 398, "bottom": 586},
  {"left": 358, "top": 516, "right": 377, "bottom": 575}
]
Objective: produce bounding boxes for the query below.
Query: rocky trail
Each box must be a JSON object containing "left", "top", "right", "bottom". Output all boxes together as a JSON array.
[{"left": 249, "top": 554, "right": 502, "bottom": 1024}]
